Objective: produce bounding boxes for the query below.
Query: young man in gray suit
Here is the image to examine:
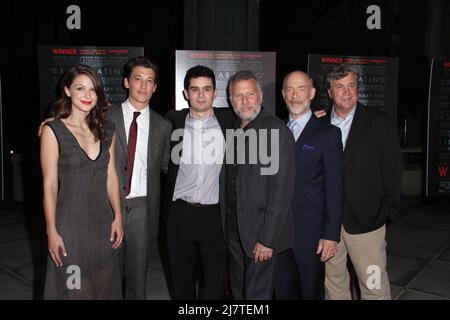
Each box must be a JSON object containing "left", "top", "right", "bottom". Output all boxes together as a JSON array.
[{"left": 107, "top": 57, "right": 171, "bottom": 299}]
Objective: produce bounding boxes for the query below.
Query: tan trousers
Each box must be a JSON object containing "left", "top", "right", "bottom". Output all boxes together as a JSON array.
[{"left": 325, "top": 225, "right": 391, "bottom": 300}]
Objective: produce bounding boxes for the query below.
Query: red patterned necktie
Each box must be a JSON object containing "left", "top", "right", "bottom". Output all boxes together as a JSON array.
[{"left": 126, "top": 111, "right": 140, "bottom": 196}]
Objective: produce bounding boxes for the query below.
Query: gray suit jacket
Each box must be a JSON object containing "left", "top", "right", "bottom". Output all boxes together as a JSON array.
[
  {"left": 234, "top": 108, "right": 296, "bottom": 257},
  {"left": 107, "top": 104, "right": 172, "bottom": 237}
]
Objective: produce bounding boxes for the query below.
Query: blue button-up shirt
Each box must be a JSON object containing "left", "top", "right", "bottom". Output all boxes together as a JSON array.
[
  {"left": 331, "top": 106, "right": 356, "bottom": 150},
  {"left": 288, "top": 109, "right": 312, "bottom": 142}
]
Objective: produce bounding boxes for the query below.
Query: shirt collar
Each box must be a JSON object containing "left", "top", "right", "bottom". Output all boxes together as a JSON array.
[
  {"left": 124, "top": 99, "right": 150, "bottom": 118},
  {"left": 289, "top": 109, "right": 312, "bottom": 127},
  {"left": 331, "top": 105, "right": 356, "bottom": 122},
  {"left": 188, "top": 108, "right": 216, "bottom": 122}
]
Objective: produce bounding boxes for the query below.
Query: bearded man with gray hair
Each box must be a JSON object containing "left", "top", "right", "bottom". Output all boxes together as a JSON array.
[{"left": 225, "top": 70, "right": 295, "bottom": 299}]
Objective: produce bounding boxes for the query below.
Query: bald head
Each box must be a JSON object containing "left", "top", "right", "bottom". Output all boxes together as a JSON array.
[
  {"left": 282, "top": 70, "right": 316, "bottom": 119},
  {"left": 282, "top": 71, "right": 313, "bottom": 89}
]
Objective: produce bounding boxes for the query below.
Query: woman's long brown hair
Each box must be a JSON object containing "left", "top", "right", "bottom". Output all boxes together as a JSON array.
[{"left": 51, "top": 65, "right": 109, "bottom": 141}]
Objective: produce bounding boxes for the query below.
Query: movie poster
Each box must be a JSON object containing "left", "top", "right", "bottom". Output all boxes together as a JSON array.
[
  {"left": 38, "top": 45, "right": 144, "bottom": 118},
  {"left": 307, "top": 54, "right": 399, "bottom": 123},
  {"left": 175, "top": 50, "right": 276, "bottom": 115},
  {"left": 426, "top": 59, "right": 450, "bottom": 197},
  {"left": 0, "top": 74, "right": 3, "bottom": 200}
]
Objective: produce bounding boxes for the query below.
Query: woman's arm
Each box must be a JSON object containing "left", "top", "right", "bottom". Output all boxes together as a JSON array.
[
  {"left": 40, "top": 125, "right": 66, "bottom": 267},
  {"left": 107, "top": 134, "right": 124, "bottom": 249}
]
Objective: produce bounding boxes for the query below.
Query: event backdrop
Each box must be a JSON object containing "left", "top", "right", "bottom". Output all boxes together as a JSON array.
[
  {"left": 426, "top": 59, "right": 450, "bottom": 197},
  {"left": 308, "top": 54, "right": 399, "bottom": 124},
  {"left": 38, "top": 45, "right": 144, "bottom": 118},
  {"left": 0, "top": 74, "right": 3, "bottom": 200},
  {"left": 175, "top": 50, "right": 276, "bottom": 114}
]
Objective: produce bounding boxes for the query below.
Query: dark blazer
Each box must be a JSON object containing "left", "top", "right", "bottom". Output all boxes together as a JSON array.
[
  {"left": 328, "top": 103, "right": 402, "bottom": 234},
  {"left": 234, "top": 108, "right": 296, "bottom": 258},
  {"left": 107, "top": 104, "right": 172, "bottom": 237},
  {"left": 164, "top": 107, "right": 237, "bottom": 235},
  {"left": 291, "top": 114, "right": 344, "bottom": 246}
]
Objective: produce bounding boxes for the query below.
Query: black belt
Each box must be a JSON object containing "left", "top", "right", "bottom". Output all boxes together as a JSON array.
[{"left": 178, "top": 199, "right": 219, "bottom": 208}]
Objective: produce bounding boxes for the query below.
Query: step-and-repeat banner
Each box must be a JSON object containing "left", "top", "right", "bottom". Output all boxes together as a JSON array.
[
  {"left": 175, "top": 50, "right": 276, "bottom": 115},
  {"left": 426, "top": 59, "right": 450, "bottom": 197},
  {"left": 38, "top": 45, "right": 144, "bottom": 118},
  {"left": 0, "top": 74, "right": 3, "bottom": 200},
  {"left": 308, "top": 54, "right": 399, "bottom": 124}
]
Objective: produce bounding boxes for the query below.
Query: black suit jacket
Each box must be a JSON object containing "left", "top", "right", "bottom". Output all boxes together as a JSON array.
[
  {"left": 233, "top": 108, "right": 296, "bottom": 257},
  {"left": 164, "top": 107, "right": 237, "bottom": 235},
  {"left": 328, "top": 103, "right": 402, "bottom": 234}
]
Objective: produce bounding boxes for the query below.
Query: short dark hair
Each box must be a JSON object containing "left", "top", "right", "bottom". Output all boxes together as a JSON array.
[
  {"left": 325, "top": 64, "right": 358, "bottom": 90},
  {"left": 184, "top": 65, "right": 216, "bottom": 90},
  {"left": 123, "top": 56, "right": 159, "bottom": 83},
  {"left": 228, "top": 70, "right": 262, "bottom": 96}
]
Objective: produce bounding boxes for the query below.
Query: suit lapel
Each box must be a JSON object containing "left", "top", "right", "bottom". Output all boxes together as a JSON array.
[
  {"left": 171, "top": 109, "right": 189, "bottom": 168},
  {"left": 175, "top": 109, "right": 189, "bottom": 130},
  {"left": 111, "top": 104, "right": 127, "bottom": 156},
  {"left": 174, "top": 109, "right": 189, "bottom": 146},
  {"left": 344, "top": 104, "right": 367, "bottom": 161},
  {"left": 148, "top": 109, "right": 160, "bottom": 171},
  {"left": 296, "top": 115, "right": 316, "bottom": 147},
  {"left": 214, "top": 107, "right": 229, "bottom": 136}
]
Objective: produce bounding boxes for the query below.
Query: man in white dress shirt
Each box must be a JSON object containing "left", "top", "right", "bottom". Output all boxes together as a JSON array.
[{"left": 107, "top": 57, "right": 171, "bottom": 299}]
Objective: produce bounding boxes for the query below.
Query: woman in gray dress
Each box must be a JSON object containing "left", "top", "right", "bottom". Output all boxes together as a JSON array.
[{"left": 40, "top": 65, "right": 123, "bottom": 299}]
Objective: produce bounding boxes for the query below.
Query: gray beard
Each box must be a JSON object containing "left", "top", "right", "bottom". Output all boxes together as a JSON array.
[
  {"left": 233, "top": 104, "right": 262, "bottom": 122},
  {"left": 286, "top": 103, "right": 310, "bottom": 117}
]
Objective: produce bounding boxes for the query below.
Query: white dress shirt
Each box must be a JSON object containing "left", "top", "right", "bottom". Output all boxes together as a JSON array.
[
  {"left": 122, "top": 99, "right": 149, "bottom": 199},
  {"left": 331, "top": 105, "right": 356, "bottom": 150},
  {"left": 173, "top": 111, "right": 224, "bottom": 204}
]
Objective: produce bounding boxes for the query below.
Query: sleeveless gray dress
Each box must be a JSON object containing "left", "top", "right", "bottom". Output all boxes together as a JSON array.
[{"left": 43, "top": 119, "right": 122, "bottom": 300}]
